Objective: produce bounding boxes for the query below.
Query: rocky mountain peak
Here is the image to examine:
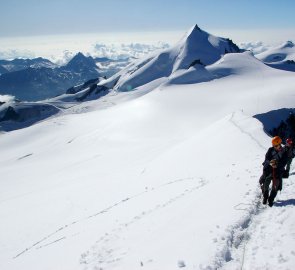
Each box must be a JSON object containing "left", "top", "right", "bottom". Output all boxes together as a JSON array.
[{"left": 65, "top": 52, "right": 98, "bottom": 72}]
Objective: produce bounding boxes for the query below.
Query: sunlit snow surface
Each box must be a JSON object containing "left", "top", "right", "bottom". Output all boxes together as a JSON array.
[
  {"left": 256, "top": 41, "right": 295, "bottom": 72},
  {"left": 1, "top": 29, "right": 295, "bottom": 270}
]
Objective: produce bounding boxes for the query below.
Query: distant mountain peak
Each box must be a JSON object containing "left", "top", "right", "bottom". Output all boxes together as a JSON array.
[
  {"left": 183, "top": 24, "right": 206, "bottom": 40},
  {"left": 281, "top": 40, "right": 294, "bottom": 49},
  {"left": 75, "top": 52, "right": 86, "bottom": 57},
  {"left": 65, "top": 52, "right": 98, "bottom": 71},
  {"left": 192, "top": 24, "right": 202, "bottom": 32},
  {"left": 69, "top": 52, "right": 89, "bottom": 62}
]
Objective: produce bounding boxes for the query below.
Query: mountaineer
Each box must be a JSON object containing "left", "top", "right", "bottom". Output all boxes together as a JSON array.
[{"left": 259, "top": 136, "right": 288, "bottom": 207}]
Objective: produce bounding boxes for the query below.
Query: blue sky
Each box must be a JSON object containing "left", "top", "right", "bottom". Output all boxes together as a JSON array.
[{"left": 1, "top": 0, "right": 295, "bottom": 36}]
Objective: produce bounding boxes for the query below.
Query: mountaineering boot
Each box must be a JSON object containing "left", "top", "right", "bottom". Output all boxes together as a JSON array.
[
  {"left": 262, "top": 189, "right": 269, "bottom": 205},
  {"left": 282, "top": 170, "right": 289, "bottom": 179},
  {"left": 268, "top": 198, "right": 274, "bottom": 207}
]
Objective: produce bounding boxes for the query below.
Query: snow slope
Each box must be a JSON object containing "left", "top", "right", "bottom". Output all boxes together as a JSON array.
[{"left": 0, "top": 29, "right": 295, "bottom": 270}]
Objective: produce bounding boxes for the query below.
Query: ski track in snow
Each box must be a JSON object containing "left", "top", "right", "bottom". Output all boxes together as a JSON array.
[
  {"left": 17, "top": 153, "right": 33, "bottom": 160},
  {"left": 36, "top": 237, "right": 67, "bottom": 250},
  {"left": 80, "top": 178, "right": 208, "bottom": 269},
  {"left": 13, "top": 176, "right": 207, "bottom": 260}
]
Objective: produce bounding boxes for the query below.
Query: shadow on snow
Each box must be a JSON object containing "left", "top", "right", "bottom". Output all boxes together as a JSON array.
[{"left": 274, "top": 199, "right": 295, "bottom": 207}]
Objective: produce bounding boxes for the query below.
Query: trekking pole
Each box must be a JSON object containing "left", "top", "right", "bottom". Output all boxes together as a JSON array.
[{"left": 272, "top": 167, "right": 277, "bottom": 191}]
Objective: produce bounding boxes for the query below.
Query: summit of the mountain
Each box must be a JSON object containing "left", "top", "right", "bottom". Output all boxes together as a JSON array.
[
  {"left": 173, "top": 24, "right": 241, "bottom": 70},
  {"left": 64, "top": 52, "right": 98, "bottom": 72},
  {"left": 281, "top": 40, "right": 294, "bottom": 49}
]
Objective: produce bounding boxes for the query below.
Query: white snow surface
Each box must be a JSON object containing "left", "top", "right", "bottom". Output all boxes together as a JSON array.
[{"left": 1, "top": 32, "right": 295, "bottom": 270}]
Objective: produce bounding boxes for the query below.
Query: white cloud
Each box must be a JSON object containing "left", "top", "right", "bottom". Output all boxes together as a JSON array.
[
  {"left": 51, "top": 50, "right": 75, "bottom": 65},
  {"left": 238, "top": 41, "right": 272, "bottom": 55},
  {"left": 0, "top": 94, "right": 15, "bottom": 103},
  {"left": 0, "top": 49, "right": 35, "bottom": 60},
  {"left": 92, "top": 42, "right": 170, "bottom": 60},
  {"left": 0, "top": 32, "right": 174, "bottom": 66}
]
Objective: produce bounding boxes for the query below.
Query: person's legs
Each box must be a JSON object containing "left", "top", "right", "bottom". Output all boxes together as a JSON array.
[
  {"left": 262, "top": 175, "right": 272, "bottom": 204},
  {"left": 286, "top": 159, "right": 292, "bottom": 175},
  {"left": 268, "top": 177, "right": 281, "bottom": 207},
  {"left": 277, "top": 178, "right": 283, "bottom": 191},
  {"left": 259, "top": 174, "right": 265, "bottom": 193},
  {"left": 268, "top": 189, "right": 277, "bottom": 207},
  {"left": 259, "top": 168, "right": 268, "bottom": 193}
]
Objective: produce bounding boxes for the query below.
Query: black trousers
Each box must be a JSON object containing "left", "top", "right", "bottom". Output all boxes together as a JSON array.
[{"left": 260, "top": 173, "right": 282, "bottom": 201}]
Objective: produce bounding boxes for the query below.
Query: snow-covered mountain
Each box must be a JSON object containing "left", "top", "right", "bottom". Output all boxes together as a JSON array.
[
  {"left": 256, "top": 41, "right": 295, "bottom": 72},
  {"left": 0, "top": 53, "right": 102, "bottom": 101},
  {"left": 101, "top": 24, "right": 241, "bottom": 91},
  {"left": 0, "top": 25, "right": 295, "bottom": 270},
  {"left": 0, "top": 57, "right": 57, "bottom": 72},
  {"left": 62, "top": 52, "right": 99, "bottom": 74}
]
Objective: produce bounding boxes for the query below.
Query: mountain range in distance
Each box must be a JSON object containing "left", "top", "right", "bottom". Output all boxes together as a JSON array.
[{"left": 0, "top": 53, "right": 130, "bottom": 101}]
